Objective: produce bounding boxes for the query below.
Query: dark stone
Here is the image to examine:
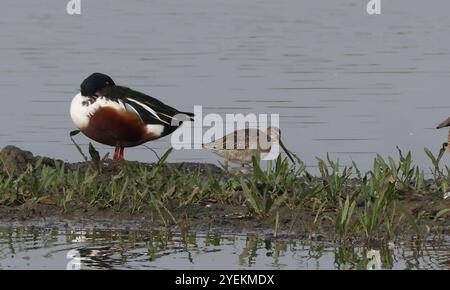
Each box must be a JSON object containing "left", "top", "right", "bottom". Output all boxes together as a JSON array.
[
  {"left": 0, "top": 145, "right": 35, "bottom": 173},
  {"left": 0, "top": 146, "right": 68, "bottom": 176}
]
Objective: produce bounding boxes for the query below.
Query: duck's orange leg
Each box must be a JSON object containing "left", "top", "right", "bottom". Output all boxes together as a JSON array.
[
  {"left": 113, "top": 145, "right": 120, "bottom": 160},
  {"left": 119, "top": 146, "right": 125, "bottom": 160}
]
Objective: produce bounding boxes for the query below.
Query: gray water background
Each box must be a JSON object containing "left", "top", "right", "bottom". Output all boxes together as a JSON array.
[
  {"left": 1, "top": 0, "right": 450, "bottom": 169},
  {"left": 1, "top": 1, "right": 450, "bottom": 270}
]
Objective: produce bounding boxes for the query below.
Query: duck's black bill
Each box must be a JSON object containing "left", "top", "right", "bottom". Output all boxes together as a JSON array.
[{"left": 279, "top": 140, "right": 295, "bottom": 163}]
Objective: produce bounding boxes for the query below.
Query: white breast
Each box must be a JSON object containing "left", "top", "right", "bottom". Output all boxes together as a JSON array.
[{"left": 69, "top": 93, "right": 125, "bottom": 129}]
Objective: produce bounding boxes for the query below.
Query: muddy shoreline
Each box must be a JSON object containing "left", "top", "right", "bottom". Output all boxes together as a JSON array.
[
  {"left": 0, "top": 204, "right": 302, "bottom": 237},
  {"left": 0, "top": 145, "right": 449, "bottom": 239},
  {"left": 0, "top": 145, "right": 299, "bottom": 234}
]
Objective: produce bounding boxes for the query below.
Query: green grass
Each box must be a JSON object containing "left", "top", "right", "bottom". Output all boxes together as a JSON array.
[{"left": 0, "top": 143, "right": 449, "bottom": 246}]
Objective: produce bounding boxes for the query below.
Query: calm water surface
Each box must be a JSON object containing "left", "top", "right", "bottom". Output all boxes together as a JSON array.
[
  {"left": 0, "top": 226, "right": 448, "bottom": 270},
  {"left": 1, "top": 1, "right": 449, "bottom": 271},
  {"left": 2, "top": 1, "right": 450, "bottom": 169}
]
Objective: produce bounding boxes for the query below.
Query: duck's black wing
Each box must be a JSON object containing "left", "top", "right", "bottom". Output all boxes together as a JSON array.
[{"left": 97, "top": 86, "right": 194, "bottom": 126}]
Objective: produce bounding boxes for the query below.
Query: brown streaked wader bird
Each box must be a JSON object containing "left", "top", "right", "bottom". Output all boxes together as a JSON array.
[
  {"left": 70, "top": 73, "right": 194, "bottom": 160},
  {"left": 202, "top": 127, "right": 295, "bottom": 170},
  {"left": 436, "top": 116, "right": 450, "bottom": 151}
]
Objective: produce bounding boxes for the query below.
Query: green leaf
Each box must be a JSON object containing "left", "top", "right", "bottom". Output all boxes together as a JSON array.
[
  {"left": 424, "top": 147, "right": 437, "bottom": 166},
  {"left": 241, "top": 181, "right": 261, "bottom": 216},
  {"left": 89, "top": 143, "right": 101, "bottom": 170},
  {"left": 341, "top": 196, "right": 350, "bottom": 226},
  {"left": 157, "top": 148, "right": 173, "bottom": 166},
  {"left": 69, "top": 130, "right": 88, "bottom": 161},
  {"left": 437, "top": 142, "right": 448, "bottom": 166},
  {"left": 434, "top": 208, "right": 450, "bottom": 221},
  {"left": 388, "top": 157, "right": 397, "bottom": 173},
  {"left": 346, "top": 200, "right": 356, "bottom": 230},
  {"left": 252, "top": 156, "right": 264, "bottom": 181}
]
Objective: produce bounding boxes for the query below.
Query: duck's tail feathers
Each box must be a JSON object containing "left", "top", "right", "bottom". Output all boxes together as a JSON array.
[{"left": 178, "top": 111, "right": 195, "bottom": 122}]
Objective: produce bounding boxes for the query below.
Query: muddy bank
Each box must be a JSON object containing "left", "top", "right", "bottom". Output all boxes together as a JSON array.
[
  {"left": 0, "top": 145, "right": 287, "bottom": 233},
  {"left": 0, "top": 203, "right": 306, "bottom": 238},
  {"left": 0, "top": 145, "right": 449, "bottom": 238}
]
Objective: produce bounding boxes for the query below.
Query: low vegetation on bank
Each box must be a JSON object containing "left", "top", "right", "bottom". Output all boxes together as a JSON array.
[{"left": 0, "top": 144, "right": 449, "bottom": 247}]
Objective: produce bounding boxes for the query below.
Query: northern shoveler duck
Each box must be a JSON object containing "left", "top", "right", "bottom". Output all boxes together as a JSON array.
[
  {"left": 202, "top": 127, "right": 294, "bottom": 168},
  {"left": 437, "top": 116, "right": 450, "bottom": 151},
  {"left": 70, "top": 73, "right": 194, "bottom": 160}
]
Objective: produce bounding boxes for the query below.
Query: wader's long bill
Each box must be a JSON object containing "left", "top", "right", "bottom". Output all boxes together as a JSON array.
[
  {"left": 437, "top": 116, "right": 450, "bottom": 129},
  {"left": 280, "top": 140, "right": 295, "bottom": 163}
]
